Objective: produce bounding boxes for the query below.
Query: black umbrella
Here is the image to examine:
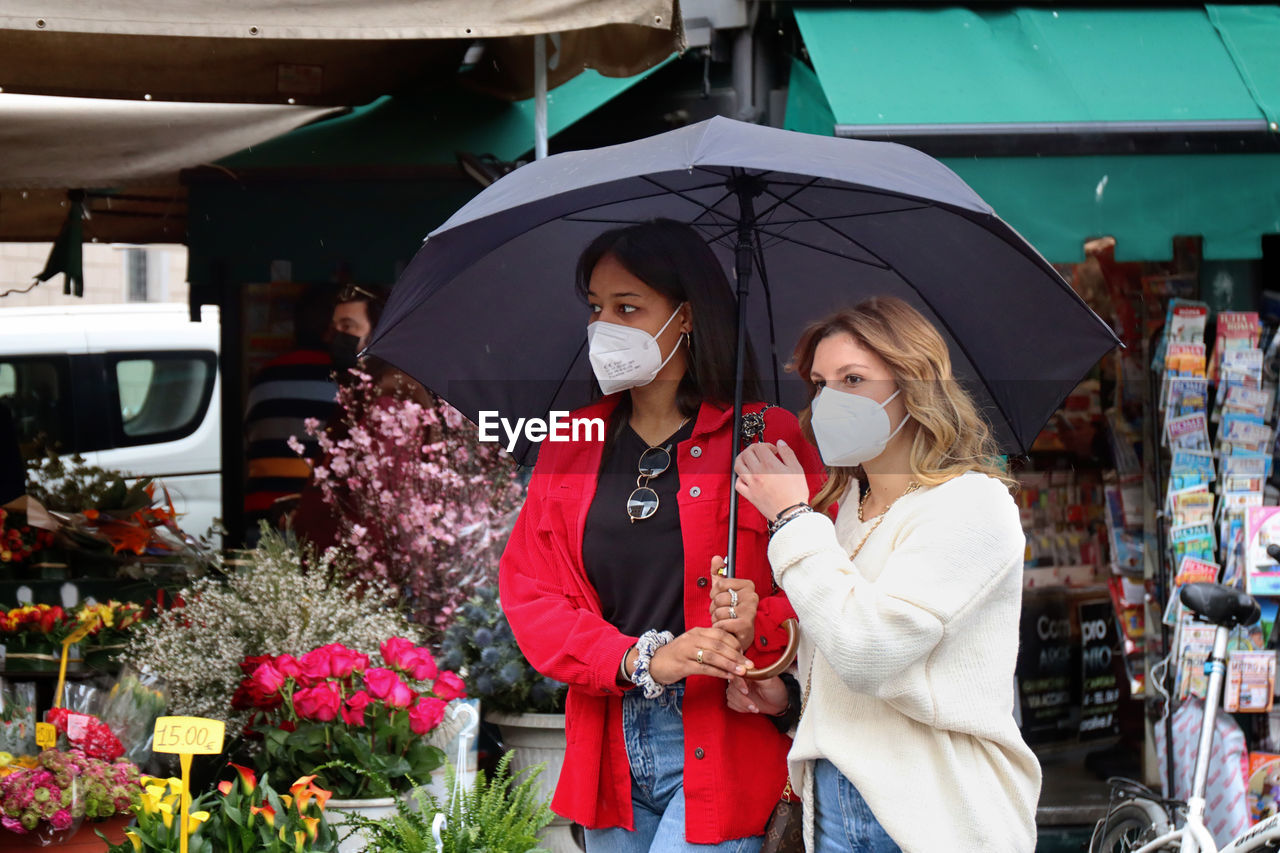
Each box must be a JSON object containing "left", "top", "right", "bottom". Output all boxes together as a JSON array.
[{"left": 368, "top": 114, "right": 1119, "bottom": 595}]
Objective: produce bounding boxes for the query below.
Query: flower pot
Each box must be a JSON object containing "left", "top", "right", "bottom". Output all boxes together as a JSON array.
[
  {"left": 2, "top": 814, "right": 131, "bottom": 852},
  {"left": 485, "top": 711, "right": 580, "bottom": 853},
  {"left": 326, "top": 796, "right": 398, "bottom": 853}
]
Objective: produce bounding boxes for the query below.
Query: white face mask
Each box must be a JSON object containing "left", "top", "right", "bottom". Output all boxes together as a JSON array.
[
  {"left": 809, "top": 386, "right": 911, "bottom": 467},
  {"left": 586, "top": 304, "right": 686, "bottom": 395}
]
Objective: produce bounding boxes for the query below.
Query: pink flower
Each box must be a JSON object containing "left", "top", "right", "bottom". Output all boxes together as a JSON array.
[
  {"left": 381, "top": 638, "right": 439, "bottom": 681},
  {"left": 363, "top": 667, "right": 414, "bottom": 708},
  {"left": 298, "top": 649, "right": 333, "bottom": 683},
  {"left": 292, "top": 682, "right": 342, "bottom": 722},
  {"left": 432, "top": 671, "right": 467, "bottom": 701},
  {"left": 275, "top": 654, "right": 303, "bottom": 680},
  {"left": 408, "top": 696, "right": 447, "bottom": 735},
  {"left": 251, "top": 662, "right": 285, "bottom": 695},
  {"left": 341, "top": 691, "right": 372, "bottom": 727},
  {"left": 49, "top": 809, "right": 73, "bottom": 831}
]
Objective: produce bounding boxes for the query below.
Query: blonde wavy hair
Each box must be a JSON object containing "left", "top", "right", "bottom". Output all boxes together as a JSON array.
[{"left": 792, "top": 297, "right": 1013, "bottom": 514}]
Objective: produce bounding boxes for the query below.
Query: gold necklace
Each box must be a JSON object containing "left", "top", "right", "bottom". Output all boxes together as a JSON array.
[
  {"left": 850, "top": 481, "right": 921, "bottom": 561},
  {"left": 858, "top": 480, "right": 920, "bottom": 523}
]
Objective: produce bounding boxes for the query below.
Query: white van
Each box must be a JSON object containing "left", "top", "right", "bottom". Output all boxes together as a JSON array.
[{"left": 0, "top": 304, "right": 221, "bottom": 539}]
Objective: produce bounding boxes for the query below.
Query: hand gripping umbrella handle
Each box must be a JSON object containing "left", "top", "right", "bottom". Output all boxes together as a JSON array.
[{"left": 744, "top": 617, "right": 799, "bottom": 681}]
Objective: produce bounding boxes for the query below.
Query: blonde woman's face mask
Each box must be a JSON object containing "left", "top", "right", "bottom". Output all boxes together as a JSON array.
[{"left": 807, "top": 333, "right": 910, "bottom": 467}]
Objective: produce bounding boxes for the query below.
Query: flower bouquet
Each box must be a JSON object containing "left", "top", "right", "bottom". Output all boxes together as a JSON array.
[
  {"left": 296, "top": 371, "right": 525, "bottom": 630},
  {"left": 238, "top": 639, "right": 467, "bottom": 798},
  {"left": 0, "top": 506, "right": 56, "bottom": 568},
  {"left": 75, "top": 601, "right": 151, "bottom": 672},
  {"left": 0, "top": 604, "right": 78, "bottom": 672},
  {"left": 114, "top": 766, "right": 338, "bottom": 853},
  {"left": 0, "top": 748, "right": 140, "bottom": 844},
  {"left": 22, "top": 453, "right": 215, "bottom": 581},
  {"left": 0, "top": 680, "right": 36, "bottom": 757}
]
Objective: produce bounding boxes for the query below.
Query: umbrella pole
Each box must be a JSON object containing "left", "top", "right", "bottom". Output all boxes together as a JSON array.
[
  {"left": 724, "top": 174, "right": 765, "bottom": 580},
  {"left": 725, "top": 175, "right": 801, "bottom": 682}
]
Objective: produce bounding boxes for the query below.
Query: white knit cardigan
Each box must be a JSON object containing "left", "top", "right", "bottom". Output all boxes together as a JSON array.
[{"left": 767, "top": 471, "right": 1042, "bottom": 853}]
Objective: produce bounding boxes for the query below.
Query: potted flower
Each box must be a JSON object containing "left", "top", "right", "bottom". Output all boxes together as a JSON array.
[
  {"left": 236, "top": 638, "right": 468, "bottom": 852},
  {"left": 438, "top": 586, "right": 570, "bottom": 851},
  {"left": 0, "top": 748, "right": 141, "bottom": 851},
  {"left": 352, "top": 752, "right": 554, "bottom": 853},
  {"left": 114, "top": 766, "right": 338, "bottom": 853}
]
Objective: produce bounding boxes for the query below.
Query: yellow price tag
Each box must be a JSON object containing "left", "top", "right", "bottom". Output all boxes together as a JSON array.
[
  {"left": 152, "top": 716, "right": 225, "bottom": 756},
  {"left": 35, "top": 722, "right": 56, "bottom": 749}
]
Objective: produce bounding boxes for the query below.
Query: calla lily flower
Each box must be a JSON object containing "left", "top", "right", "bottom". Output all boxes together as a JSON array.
[{"left": 229, "top": 762, "right": 258, "bottom": 793}]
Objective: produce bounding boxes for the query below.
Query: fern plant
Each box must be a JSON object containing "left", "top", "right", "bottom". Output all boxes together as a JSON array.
[{"left": 354, "top": 752, "right": 554, "bottom": 853}]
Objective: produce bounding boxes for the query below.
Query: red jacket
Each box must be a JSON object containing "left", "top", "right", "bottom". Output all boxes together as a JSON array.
[{"left": 499, "top": 397, "right": 826, "bottom": 843}]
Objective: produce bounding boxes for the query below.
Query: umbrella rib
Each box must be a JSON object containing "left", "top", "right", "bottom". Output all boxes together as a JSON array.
[
  {"left": 774, "top": 191, "right": 1026, "bottom": 454},
  {"left": 638, "top": 175, "right": 740, "bottom": 227}
]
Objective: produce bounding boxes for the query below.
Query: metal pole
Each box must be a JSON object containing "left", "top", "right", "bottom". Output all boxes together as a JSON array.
[
  {"left": 724, "top": 173, "right": 764, "bottom": 578},
  {"left": 534, "top": 34, "right": 548, "bottom": 160}
]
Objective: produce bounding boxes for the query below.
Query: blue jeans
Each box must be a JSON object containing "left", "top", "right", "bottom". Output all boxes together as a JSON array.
[
  {"left": 584, "top": 684, "right": 763, "bottom": 853},
  {"left": 813, "top": 759, "right": 901, "bottom": 853}
]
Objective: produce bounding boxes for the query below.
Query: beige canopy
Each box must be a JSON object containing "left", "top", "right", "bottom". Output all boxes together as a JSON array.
[{"left": 0, "top": 1, "right": 680, "bottom": 104}]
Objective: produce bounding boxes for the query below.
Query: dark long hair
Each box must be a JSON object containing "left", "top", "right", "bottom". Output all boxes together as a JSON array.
[{"left": 575, "top": 220, "right": 761, "bottom": 441}]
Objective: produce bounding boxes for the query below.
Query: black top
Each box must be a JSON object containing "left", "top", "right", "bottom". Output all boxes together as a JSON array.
[{"left": 582, "top": 419, "right": 696, "bottom": 639}]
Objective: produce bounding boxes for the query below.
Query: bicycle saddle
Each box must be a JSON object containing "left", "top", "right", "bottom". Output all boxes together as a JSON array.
[{"left": 1179, "top": 582, "right": 1259, "bottom": 628}]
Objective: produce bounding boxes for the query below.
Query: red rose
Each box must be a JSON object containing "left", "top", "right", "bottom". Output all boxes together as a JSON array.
[
  {"left": 408, "top": 696, "right": 447, "bottom": 735},
  {"left": 292, "top": 683, "right": 342, "bottom": 722},
  {"left": 275, "top": 654, "right": 303, "bottom": 680},
  {"left": 239, "top": 654, "right": 273, "bottom": 676},
  {"left": 251, "top": 662, "right": 286, "bottom": 696},
  {"left": 380, "top": 637, "right": 416, "bottom": 670},
  {"left": 432, "top": 671, "right": 467, "bottom": 701},
  {"left": 299, "top": 648, "right": 334, "bottom": 683},
  {"left": 322, "top": 643, "right": 369, "bottom": 679},
  {"left": 341, "top": 691, "right": 372, "bottom": 727},
  {"left": 363, "top": 667, "right": 414, "bottom": 708},
  {"left": 381, "top": 637, "right": 439, "bottom": 681}
]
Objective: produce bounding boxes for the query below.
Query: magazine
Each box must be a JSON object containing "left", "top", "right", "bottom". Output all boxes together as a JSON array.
[
  {"left": 1244, "top": 506, "right": 1280, "bottom": 596},
  {"left": 1212, "top": 311, "right": 1260, "bottom": 381},
  {"left": 1167, "top": 411, "right": 1211, "bottom": 451},
  {"left": 1223, "top": 650, "right": 1276, "bottom": 713}
]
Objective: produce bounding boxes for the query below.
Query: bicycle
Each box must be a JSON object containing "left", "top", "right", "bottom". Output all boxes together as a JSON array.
[{"left": 1089, "top": 581, "right": 1280, "bottom": 853}]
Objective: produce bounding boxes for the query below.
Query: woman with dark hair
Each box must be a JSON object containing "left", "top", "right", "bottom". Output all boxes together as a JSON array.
[{"left": 500, "top": 220, "right": 825, "bottom": 851}]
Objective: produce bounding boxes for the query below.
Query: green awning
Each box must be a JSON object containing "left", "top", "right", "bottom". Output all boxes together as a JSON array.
[
  {"left": 785, "top": 7, "right": 1280, "bottom": 262},
  {"left": 793, "top": 6, "right": 1267, "bottom": 132},
  {"left": 1208, "top": 4, "right": 1280, "bottom": 129},
  {"left": 220, "top": 57, "right": 673, "bottom": 170}
]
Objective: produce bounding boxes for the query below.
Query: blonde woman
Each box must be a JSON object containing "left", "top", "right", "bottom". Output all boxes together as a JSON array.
[{"left": 727, "top": 297, "right": 1041, "bottom": 853}]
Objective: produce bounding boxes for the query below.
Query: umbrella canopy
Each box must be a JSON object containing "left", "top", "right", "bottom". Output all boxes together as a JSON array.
[{"left": 368, "top": 116, "right": 1121, "bottom": 464}]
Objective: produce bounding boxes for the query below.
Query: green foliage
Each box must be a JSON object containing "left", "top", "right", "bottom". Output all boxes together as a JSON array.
[
  {"left": 25, "top": 452, "right": 154, "bottom": 514},
  {"left": 437, "top": 586, "right": 566, "bottom": 714},
  {"left": 354, "top": 752, "right": 553, "bottom": 853}
]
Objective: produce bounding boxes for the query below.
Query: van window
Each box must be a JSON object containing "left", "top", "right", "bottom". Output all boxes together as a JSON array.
[
  {"left": 110, "top": 353, "right": 216, "bottom": 445},
  {"left": 0, "top": 357, "right": 74, "bottom": 457}
]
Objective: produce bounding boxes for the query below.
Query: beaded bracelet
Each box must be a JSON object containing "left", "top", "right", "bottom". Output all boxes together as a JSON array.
[
  {"left": 630, "top": 629, "right": 675, "bottom": 699},
  {"left": 768, "top": 504, "right": 814, "bottom": 536}
]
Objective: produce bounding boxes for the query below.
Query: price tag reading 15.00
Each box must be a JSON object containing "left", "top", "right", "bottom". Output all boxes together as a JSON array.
[{"left": 152, "top": 716, "right": 225, "bottom": 756}]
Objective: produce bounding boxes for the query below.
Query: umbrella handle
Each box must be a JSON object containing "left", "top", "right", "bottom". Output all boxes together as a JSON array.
[{"left": 744, "top": 618, "right": 799, "bottom": 681}]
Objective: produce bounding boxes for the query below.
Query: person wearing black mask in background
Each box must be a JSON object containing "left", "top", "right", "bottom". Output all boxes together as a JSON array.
[{"left": 328, "top": 284, "right": 387, "bottom": 374}]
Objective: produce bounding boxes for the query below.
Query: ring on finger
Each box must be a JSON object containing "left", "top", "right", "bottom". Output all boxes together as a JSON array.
[
  {"left": 729, "top": 588, "right": 739, "bottom": 607},
  {"left": 728, "top": 606, "right": 738, "bottom": 620},
  {"left": 696, "top": 648, "right": 704, "bottom": 665}
]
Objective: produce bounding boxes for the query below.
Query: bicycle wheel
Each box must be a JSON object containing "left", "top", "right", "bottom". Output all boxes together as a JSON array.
[{"left": 1089, "top": 800, "right": 1175, "bottom": 853}]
